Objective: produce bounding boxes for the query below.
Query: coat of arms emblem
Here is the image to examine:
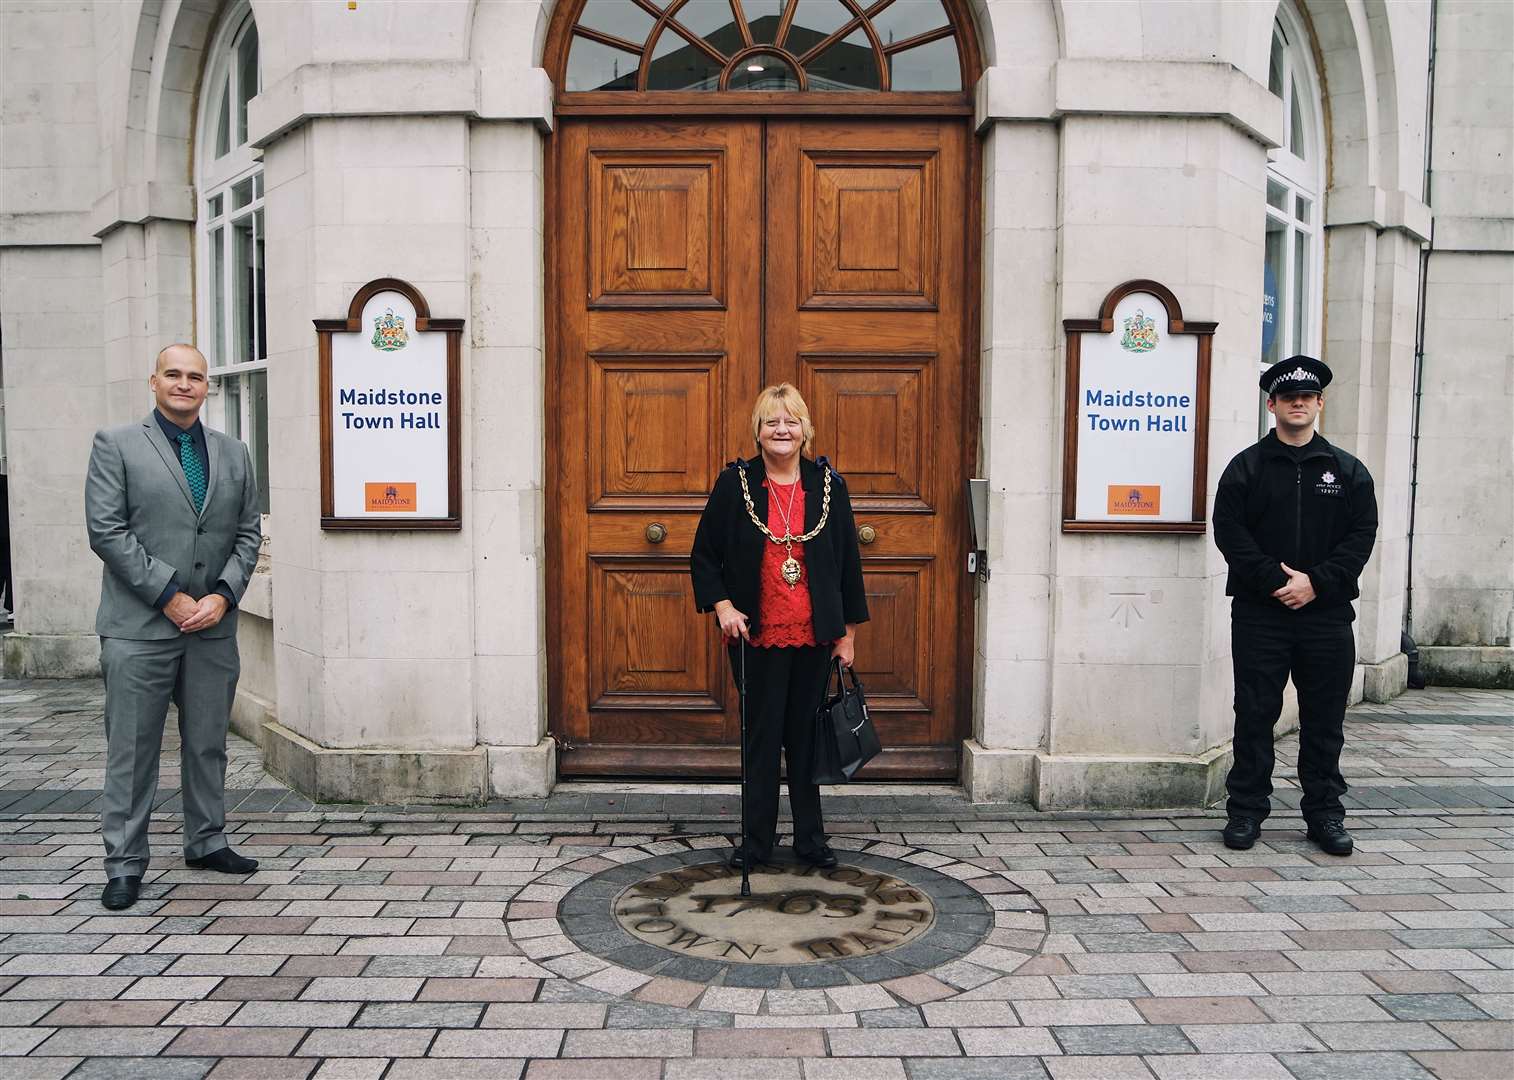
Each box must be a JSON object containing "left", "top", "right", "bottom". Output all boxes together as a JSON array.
[
  {"left": 1120, "top": 308, "right": 1158, "bottom": 352},
  {"left": 1321, "top": 471, "right": 1336, "bottom": 485},
  {"left": 371, "top": 308, "right": 408, "bottom": 352}
]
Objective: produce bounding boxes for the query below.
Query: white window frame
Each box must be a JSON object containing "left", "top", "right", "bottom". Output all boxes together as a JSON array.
[
  {"left": 1260, "top": 1, "right": 1326, "bottom": 434},
  {"left": 194, "top": 1, "right": 269, "bottom": 508}
]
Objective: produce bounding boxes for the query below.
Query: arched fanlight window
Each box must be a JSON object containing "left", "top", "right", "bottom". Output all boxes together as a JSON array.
[
  {"left": 562, "top": 0, "right": 968, "bottom": 93},
  {"left": 1259, "top": 1, "right": 1325, "bottom": 434}
]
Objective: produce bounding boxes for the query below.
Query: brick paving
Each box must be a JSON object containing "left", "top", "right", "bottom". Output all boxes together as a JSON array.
[{"left": 0, "top": 680, "right": 1510, "bottom": 1078}]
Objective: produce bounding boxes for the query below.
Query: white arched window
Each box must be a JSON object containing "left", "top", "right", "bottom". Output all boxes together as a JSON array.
[
  {"left": 195, "top": 2, "right": 268, "bottom": 511},
  {"left": 1260, "top": 1, "right": 1325, "bottom": 432}
]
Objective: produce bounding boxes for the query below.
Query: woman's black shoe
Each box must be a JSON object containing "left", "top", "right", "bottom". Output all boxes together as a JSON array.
[
  {"left": 1222, "top": 818, "right": 1261, "bottom": 850},
  {"left": 728, "top": 848, "right": 765, "bottom": 870},
  {"left": 101, "top": 876, "right": 141, "bottom": 910},
  {"left": 1306, "top": 818, "right": 1353, "bottom": 856},
  {"left": 798, "top": 845, "right": 838, "bottom": 868}
]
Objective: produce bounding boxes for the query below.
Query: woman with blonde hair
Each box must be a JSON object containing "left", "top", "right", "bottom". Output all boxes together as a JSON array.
[{"left": 691, "top": 384, "right": 869, "bottom": 869}]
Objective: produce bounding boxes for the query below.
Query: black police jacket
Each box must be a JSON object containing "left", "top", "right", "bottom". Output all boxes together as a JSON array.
[
  {"left": 1214, "top": 431, "right": 1378, "bottom": 612},
  {"left": 691, "top": 455, "right": 869, "bottom": 641}
]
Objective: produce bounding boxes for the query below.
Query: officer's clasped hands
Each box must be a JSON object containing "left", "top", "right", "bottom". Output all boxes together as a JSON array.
[{"left": 1272, "top": 561, "right": 1317, "bottom": 610}]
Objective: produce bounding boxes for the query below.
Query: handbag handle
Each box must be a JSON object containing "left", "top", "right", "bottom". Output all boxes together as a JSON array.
[{"left": 828, "top": 657, "right": 868, "bottom": 729}]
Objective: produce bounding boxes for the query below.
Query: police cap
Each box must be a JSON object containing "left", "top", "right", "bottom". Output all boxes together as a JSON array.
[{"left": 1260, "top": 355, "right": 1331, "bottom": 398}]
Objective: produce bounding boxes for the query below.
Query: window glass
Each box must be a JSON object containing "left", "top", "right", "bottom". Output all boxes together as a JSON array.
[
  {"left": 647, "top": 28, "right": 723, "bottom": 89},
  {"left": 208, "top": 194, "right": 222, "bottom": 219},
  {"left": 1289, "top": 77, "right": 1306, "bottom": 158},
  {"left": 871, "top": 0, "right": 950, "bottom": 48},
  {"left": 254, "top": 208, "right": 267, "bottom": 367},
  {"left": 1266, "top": 178, "right": 1288, "bottom": 211},
  {"left": 235, "top": 22, "right": 258, "bottom": 145},
  {"left": 729, "top": 52, "right": 800, "bottom": 89},
  {"left": 232, "top": 176, "right": 254, "bottom": 211},
  {"left": 223, "top": 376, "right": 242, "bottom": 441},
  {"left": 233, "top": 215, "right": 257, "bottom": 364},
  {"left": 673, "top": 0, "right": 742, "bottom": 49},
  {"left": 1268, "top": 31, "right": 1284, "bottom": 97},
  {"left": 1295, "top": 194, "right": 1311, "bottom": 224},
  {"left": 786, "top": 0, "right": 852, "bottom": 51},
  {"left": 566, "top": 35, "right": 640, "bottom": 90},
  {"left": 577, "top": 0, "right": 657, "bottom": 46},
  {"left": 744, "top": 0, "right": 786, "bottom": 43},
  {"left": 807, "top": 27, "right": 879, "bottom": 89},
  {"left": 889, "top": 34, "right": 959, "bottom": 90},
  {"left": 210, "top": 227, "right": 226, "bottom": 366},
  {"left": 215, "top": 79, "right": 231, "bottom": 158},
  {"left": 1263, "top": 217, "right": 1286, "bottom": 371},
  {"left": 1291, "top": 232, "right": 1308, "bottom": 355},
  {"left": 250, "top": 370, "right": 270, "bottom": 512}
]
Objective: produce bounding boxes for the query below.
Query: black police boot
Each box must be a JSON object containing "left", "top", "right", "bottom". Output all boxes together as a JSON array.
[
  {"left": 1306, "top": 817, "right": 1353, "bottom": 856},
  {"left": 1222, "top": 817, "right": 1262, "bottom": 850},
  {"left": 797, "top": 844, "right": 838, "bottom": 869},
  {"left": 185, "top": 848, "right": 259, "bottom": 874}
]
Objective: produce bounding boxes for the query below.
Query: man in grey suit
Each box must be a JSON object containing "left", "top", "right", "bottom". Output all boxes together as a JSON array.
[{"left": 85, "top": 344, "right": 263, "bottom": 909}]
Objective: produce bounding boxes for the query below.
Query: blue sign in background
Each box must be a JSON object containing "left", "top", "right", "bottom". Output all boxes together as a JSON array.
[{"left": 1261, "top": 264, "right": 1278, "bottom": 355}]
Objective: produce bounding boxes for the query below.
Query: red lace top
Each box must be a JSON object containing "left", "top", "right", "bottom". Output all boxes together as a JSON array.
[{"left": 732, "top": 478, "right": 821, "bottom": 649}]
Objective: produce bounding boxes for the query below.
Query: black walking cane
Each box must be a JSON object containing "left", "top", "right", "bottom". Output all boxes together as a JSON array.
[{"left": 737, "top": 638, "right": 751, "bottom": 898}]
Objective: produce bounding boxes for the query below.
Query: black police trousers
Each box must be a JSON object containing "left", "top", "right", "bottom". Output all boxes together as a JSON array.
[
  {"left": 1226, "top": 600, "right": 1355, "bottom": 824},
  {"left": 729, "top": 641, "right": 831, "bottom": 861}
]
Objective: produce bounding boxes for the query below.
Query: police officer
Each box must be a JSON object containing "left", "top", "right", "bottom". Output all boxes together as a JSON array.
[{"left": 1213, "top": 355, "right": 1378, "bottom": 856}]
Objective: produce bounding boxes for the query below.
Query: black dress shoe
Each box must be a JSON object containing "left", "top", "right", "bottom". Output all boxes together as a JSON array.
[
  {"left": 1306, "top": 817, "right": 1353, "bottom": 856},
  {"left": 797, "top": 845, "right": 839, "bottom": 869},
  {"left": 101, "top": 876, "right": 141, "bottom": 910},
  {"left": 185, "top": 848, "right": 259, "bottom": 874},
  {"left": 728, "top": 848, "right": 767, "bottom": 870},
  {"left": 1222, "top": 817, "right": 1262, "bottom": 850}
]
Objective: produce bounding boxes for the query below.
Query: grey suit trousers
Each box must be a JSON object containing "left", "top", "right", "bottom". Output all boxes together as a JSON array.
[{"left": 99, "top": 633, "right": 239, "bottom": 878}]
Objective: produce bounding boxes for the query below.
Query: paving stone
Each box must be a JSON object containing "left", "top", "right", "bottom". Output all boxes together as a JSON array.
[
  {"left": 40, "top": 999, "right": 176, "bottom": 1026},
  {"left": 825, "top": 1028, "right": 961, "bottom": 1055},
  {"left": 1181, "top": 1022, "right": 1326, "bottom": 1053},
  {"left": 64, "top": 1059, "right": 214, "bottom": 1080},
  {"left": 204, "top": 1058, "right": 317, "bottom": 1079},
  {"left": 310, "top": 1061, "right": 388, "bottom": 1080},
  {"left": 32, "top": 1024, "right": 180, "bottom": 1055},
  {"left": 858, "top": 1006, "right": 924, "bottom": 1027},
  {"left": 481, "top": 1003, "right": 607, "bottom": 1028},
  {"left": 230, "top": 1001, "right": 360, "bottom": 1027},
  {"left": 1373, "top": 993, "right": 1493, "bottom": 1020},
  {"left": 1142, "top": 1053, "right": 1292, "bottom": 1079},
  {"left": 1044, "top": 1058, "right": 1154, "bottom": 1079},
  {"left": 904, "top": 1060, "right": 1050, "bottom": 1080},
  {"left": 165, "top": 1027, "right": 306, "bottom": 1056},
  {"left": 299, "top": 1028, "right": 438, "bottom": 1057},
  {"left": 954, "top": 1026, "right": 1060, "bottom": 1055},
  {"left": 385, "top": 1062, "right": 525, "bottom": 1080},
  {"left": 1253, "top": 995, "right": 1395, "bottom": 1022},
  {"left": 664, "top": 1060, "right": 801, "bottom": 1080},
  {"left": 1133, "top": 996, "right": 1270, "bottom": 1024},
  {"left": 356, "top": 1002, "right": 482, "bottom": 1028},
  {"left": 800, "top": 1058, "right": 908, "bottom": 1080},
  {"left": 1278, "top": 1051, "right": 1438, "bottom": 1079},
  {"left": 1015, "top": 998, "right": 1145, "bottom": 1026},
  {"left": 559, "top": 1028, "right": 692, "bottom": 1057},
  {"left": 524, "top": 1061, "right": 662, "bottom": 1080},
  {"left": 1052, "top": 1025, "right": 1194, "bottom": 1055},
  {"left": 1405, "top": 1050, "right": 1514, "bottom": 1079},
  {"left": 1431, "top": 1020, "right": 1514, "bottom": 1049},
  {"left": 1309, "top": 1020, "right": 1458, "bottom": 1051}
]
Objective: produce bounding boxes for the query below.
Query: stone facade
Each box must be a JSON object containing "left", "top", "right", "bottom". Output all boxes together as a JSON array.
[{"left": 2, "top": 0, "right": 1509, "bottom": 806}]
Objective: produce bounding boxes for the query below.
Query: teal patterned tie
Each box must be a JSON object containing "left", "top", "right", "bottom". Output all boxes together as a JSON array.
[{"left": 177, "top": 431, "right": 206, "bottom": 513}]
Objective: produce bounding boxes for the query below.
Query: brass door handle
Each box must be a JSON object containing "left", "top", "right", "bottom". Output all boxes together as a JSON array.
[
  {"left": 858, "top": 524, "right": 877, "bottom": 545},
  {"left": 645, "top": 522, "right": 667, "bottom": 544}
]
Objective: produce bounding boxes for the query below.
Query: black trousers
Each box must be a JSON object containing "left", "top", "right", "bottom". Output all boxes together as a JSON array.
[
  {"left": 730, "top": 641, "right": 832, "bottom": 860},
  {"left": 1226, "top": 600, "right": 1356, "bottom": 824}
]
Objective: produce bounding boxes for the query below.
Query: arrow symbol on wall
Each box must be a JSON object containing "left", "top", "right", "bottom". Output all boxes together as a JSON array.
[{"left": 1109, "top": 592, "right": 1146, "bottom": 629}]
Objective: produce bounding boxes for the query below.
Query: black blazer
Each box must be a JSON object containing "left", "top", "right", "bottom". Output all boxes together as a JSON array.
[{"left": 691, "top": 455, "right": 869, "bottom": 642}]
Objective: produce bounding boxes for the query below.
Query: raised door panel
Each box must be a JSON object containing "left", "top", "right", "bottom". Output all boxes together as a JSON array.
[
  {"left": 800, "top": 151, "right": 937, "bottom": 309},
  {"left": 800, "top": 355, "right": 933, "bottom": 508},
  {"left": 590, "top": 152, "right": 724, "bottom": 307},
  {"left": 589, "top": 354, "right": 723, "bottom": 507}
]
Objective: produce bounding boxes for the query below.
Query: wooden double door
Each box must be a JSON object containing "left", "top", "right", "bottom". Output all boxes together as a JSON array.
[{"left": 549, "top": 117, "right": 974, "bottom": 778}]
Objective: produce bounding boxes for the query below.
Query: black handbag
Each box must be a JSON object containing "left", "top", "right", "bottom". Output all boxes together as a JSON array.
[{"left": 811, "top": 658, "right": 881, "bottom": 784}]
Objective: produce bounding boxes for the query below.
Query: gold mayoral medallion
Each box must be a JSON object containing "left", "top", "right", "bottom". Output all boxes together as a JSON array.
[{"left": 739, "top": 466, "right": 833, "bottom": 590}]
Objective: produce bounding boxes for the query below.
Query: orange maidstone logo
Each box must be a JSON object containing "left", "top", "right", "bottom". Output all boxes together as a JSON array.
[
  {"left": 365, "top": 482, "right": 417, "bottom": 512},
  {"left": 1107, "top": 484, "right": 1160, "bottom": 516}
]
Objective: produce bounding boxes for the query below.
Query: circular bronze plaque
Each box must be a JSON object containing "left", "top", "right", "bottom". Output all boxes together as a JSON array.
[{"left": 612, "top": 860, "right": 937, "bottom": 966}]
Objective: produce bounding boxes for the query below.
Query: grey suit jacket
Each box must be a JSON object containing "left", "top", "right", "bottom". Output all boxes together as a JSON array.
[{"left": 85, "top": 413, "right": 262, "bottom": 640}]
